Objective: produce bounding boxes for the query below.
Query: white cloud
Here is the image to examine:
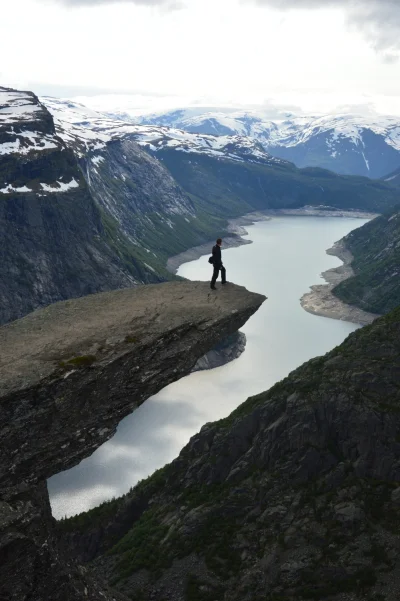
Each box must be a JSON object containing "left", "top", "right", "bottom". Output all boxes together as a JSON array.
[{"left": 2, "top": 0, "right": 400, "bottom": 116}]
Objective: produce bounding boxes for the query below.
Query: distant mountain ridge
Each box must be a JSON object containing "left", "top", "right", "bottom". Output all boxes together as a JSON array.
[
  {"left": 2, "top": 88, "right": 400, "bottom": 324},
  {"left": 42, "top": 97, "right": 288, "bottom": 167},
  {"left": 137, "top": 108, "right": 400, "bottom": 179},
  {"left": 41, "top": 97, "right": 400, "bottom": 218}
]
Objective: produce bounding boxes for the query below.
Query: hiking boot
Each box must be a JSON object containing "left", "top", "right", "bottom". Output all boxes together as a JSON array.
[{"left": 210, "top": 285, "right": 217, "bottom": 290}]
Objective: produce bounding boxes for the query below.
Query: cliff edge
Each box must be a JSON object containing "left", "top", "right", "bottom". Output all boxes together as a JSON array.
[{"left": 0, "top": 281, "right": 265, "bottom": 601}]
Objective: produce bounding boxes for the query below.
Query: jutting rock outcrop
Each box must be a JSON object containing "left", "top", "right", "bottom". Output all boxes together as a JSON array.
[{"left": 0, "top": 281, "right": 265, "bottom": 601}]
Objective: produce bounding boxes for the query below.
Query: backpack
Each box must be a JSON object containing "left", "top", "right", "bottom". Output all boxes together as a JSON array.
[{"left": 208, "top": 245, "right": 215, "bottom": 264}]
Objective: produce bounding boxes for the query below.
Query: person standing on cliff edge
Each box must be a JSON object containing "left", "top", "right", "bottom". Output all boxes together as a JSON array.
[{"left": 210, "top": 238, "right": 227, "bottom": 290}]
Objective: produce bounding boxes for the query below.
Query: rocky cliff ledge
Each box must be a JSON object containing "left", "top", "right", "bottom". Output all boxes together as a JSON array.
[{"left": 0, "top": 281, "right": 265, "bottom": 601}]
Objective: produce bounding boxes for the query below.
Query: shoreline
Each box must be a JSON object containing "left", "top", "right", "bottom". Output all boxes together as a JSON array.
[
  {"left": 166, "top": 211, "right": 271, "bottom": 274},
  {"left": 167, "top": 208, "right": 379, "bottom": 326},
  {"left": 167, "top": 207, "right": 377, "bottom": 275},
  {"left": 300, "top": 240, "right": 378, "bottom": 326},
  {"left": 263, "top": 207, "right": 378, "bottom": 220}
]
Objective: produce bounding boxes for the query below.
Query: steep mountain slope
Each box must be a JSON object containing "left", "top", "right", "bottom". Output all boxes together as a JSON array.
[
  {"left": 42, "top": 97, "right": 400, "bottom": 216},
  {"left": 0, "top": 87, "right": 167, "bottom": 324},
  {"left": 156, "top": 149, "right": 398, "bottom": 215},
  {"left": 333, "top": 205, "right": 400, "bottom": 314},
  {"left": 140, "top": 109, "right": 400, "bottom": 179},
  {"left": 61, "top": 305, "right": 400, "bottom": 601},
  {"left": 383, "top": 165, "right": 400, "bottom": 188},
  {"left": 42, "top": 97, "right": 260, "bottom": 259}
]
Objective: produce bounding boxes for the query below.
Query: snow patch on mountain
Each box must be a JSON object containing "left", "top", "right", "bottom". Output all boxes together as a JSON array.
[
  {"left": 41, "top": 97, "right": 287, "bottom": 166},
  {"left": 0, "top": 88, "right": 86, "bottom": 197},
  {"left": 135, "top": 107, "right": 400, "bottom": 177},
  {"left": 40, "top": 179, "right": 80, "bottom": 193},
  {"left": 140, "top": 108, "right": 400, "bottom": 152},
  {"left": 0, "top": 134, "right": 59, "bottom": 156},
  {"left": 0, "top": 184, "right": 33, "bottom": 194},
  {"left": 91, "top": 155, "right": 105, "bottom": 166},
  {"left": 0, "top": 90, "right": 42, "bottom": 122},
  {"left": 0, "top": 88, "right": 62, "bottom": 157}
]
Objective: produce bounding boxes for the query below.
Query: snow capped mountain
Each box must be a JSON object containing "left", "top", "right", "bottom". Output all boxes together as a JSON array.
[
  {"left": 0, "top": 87, "right": 84, "bottom": 195},
  {"left": 0, "top": 89, "right": 62, "bottom": 157},
  {"left": 141, "top": 108, "right": 400, "bottom": 150},
  {"left": 42, "top": 97, "right": 287, "bottom": 168},
  {"left": 0, "top": 87, "right": 146, "bottom": 324},
  {"left": 39, "top": 96, "right": 400, "bottom": 218},
  {"left": 138, "top": 109, "right": 400, "bottom": 179}
]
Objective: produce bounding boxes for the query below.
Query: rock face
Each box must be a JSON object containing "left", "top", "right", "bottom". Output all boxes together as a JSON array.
[
  {"left": 63, "top": 306, "right": 400, "bottom": 601},
  {"left": 0, "top": 281, "right": 265, "bottom": 601},
  {"left": 333, "top": 206, "right": 400, "bottom": 314},
  {"left": 192, "top": 331, "right": 246, "bottom": 372},
  {"left": 80, "top": 138, "right": 218, "bottom": 266},
  {"left": 0, "top": 87, "right": 167, "bottom": 325}
]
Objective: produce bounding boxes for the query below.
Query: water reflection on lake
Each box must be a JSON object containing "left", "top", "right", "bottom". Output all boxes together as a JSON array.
[{"left": 48, "top": 216, "right": 368, "bottom": 518}]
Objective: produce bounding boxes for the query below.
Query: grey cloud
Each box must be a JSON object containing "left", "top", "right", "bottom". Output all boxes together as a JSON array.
[{"left": 247, "top": 0, "right": 400, "bottom": 56}]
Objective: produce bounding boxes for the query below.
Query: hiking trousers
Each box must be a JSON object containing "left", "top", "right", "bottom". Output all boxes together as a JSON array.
[{"left": 211, "top": 264, "right": 226, "bottom": 287}]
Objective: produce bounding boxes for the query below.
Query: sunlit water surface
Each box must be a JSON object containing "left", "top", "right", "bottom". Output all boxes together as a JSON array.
[{"left": 48, "top": 216, "right": 368, "bottom": 518}]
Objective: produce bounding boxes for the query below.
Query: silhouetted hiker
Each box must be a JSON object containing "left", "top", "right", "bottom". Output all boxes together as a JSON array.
[{"left": 210, "top": 238, "right": 227, "bottom": 290}]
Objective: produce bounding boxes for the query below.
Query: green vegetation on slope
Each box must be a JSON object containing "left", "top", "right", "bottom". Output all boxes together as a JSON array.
[
  {"left": 333, "top": 206, "right": 400, "bottom": 314},
  {"left": 87, "top": 141, "right": 231, "bottom": 276},
  {"left": 131, "top": 208, "right": 229, "bottom": 262},
  {"left": 382, "top": 166, "right": 400, "bottom": 188},
  {"left": 60, "top": 307, "right": 400, "bottom": 601},
  {"left": 156, "top": 149, "right": 400, "bottom": 214},
  {"left": 99, "top": 208, "right": 172, "bottom": 283}
]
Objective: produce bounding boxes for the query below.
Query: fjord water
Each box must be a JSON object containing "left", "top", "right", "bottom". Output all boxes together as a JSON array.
[{"left": 48, "top": 216, "right": 368, "bottom": 518}]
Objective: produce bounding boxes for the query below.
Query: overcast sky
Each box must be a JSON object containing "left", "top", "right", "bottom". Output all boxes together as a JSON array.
[{"left": 2, "top": 0, "right": 400, "bottom": 115}]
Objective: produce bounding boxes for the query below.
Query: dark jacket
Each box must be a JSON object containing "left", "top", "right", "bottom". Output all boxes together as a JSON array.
[{"left": 212, "top": 244, "right": 222, "bottom": 267}]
